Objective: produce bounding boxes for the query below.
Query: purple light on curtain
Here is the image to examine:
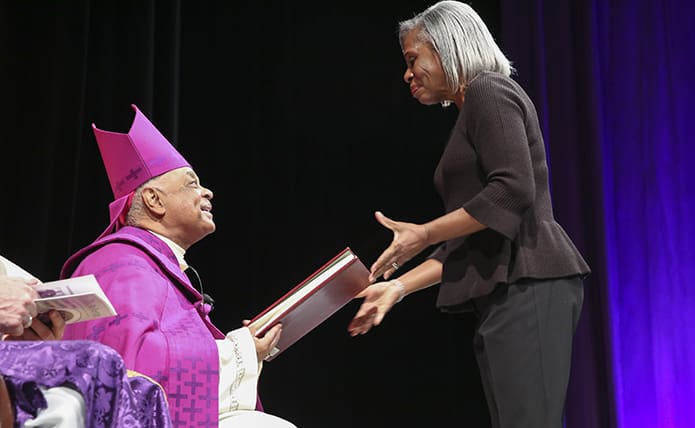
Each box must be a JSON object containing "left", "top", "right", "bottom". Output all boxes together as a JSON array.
[{"left": 593, "top": 0, "right": 695, "bottom": 426}]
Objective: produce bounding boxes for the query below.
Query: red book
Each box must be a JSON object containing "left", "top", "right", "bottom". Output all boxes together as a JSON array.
[{"left": 249, "top": 247, "right": 370, "bottom": 361}]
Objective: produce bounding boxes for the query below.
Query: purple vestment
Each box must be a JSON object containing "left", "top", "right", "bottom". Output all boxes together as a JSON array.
[
  {"left": 61, "top": 226, "right": 225, "bottom": 427},
  {"left": 0, "top": 340, "right": 172, "bottom": 427}
]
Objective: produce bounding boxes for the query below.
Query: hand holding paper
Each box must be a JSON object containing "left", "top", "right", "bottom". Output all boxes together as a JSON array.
[
  {"left": 12, "top": 310, "right": 66, "bottom": 341},
  {"left": 0, "top": 254, "right": 117, "bottom": 326},
  {"left": 0, "top": 275, "right": 39, "bottom": 336}
]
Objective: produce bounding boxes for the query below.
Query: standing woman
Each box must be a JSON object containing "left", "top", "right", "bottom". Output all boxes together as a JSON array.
[{"left": 348, "top": 2, "right": 590, "bottom": 427}]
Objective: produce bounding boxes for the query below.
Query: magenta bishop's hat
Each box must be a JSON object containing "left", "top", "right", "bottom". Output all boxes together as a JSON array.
[{"left": 92, "top": 104, "right": 190, "bottom": 239}]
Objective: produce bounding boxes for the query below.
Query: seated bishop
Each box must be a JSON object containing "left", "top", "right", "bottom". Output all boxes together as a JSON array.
[{"left": 60, "top": 105, "right": 295, "bottom": 428}]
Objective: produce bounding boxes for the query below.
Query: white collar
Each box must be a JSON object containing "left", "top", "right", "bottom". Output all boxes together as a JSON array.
[{"left": 149, "top": 230, "right": 188, "bottom": 271}]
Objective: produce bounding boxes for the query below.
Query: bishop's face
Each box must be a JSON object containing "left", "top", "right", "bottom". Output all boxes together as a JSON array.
[{"left": 154, "top": 167, "right": 215, "bottom": 248}]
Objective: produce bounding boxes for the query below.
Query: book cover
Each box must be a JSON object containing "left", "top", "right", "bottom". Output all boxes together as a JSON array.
[
  {"left": 249, "top": 247, "right": 370, "bottom": 361},
  {"left": 0, "top": 254, "right": 117, "bottom": 325}
]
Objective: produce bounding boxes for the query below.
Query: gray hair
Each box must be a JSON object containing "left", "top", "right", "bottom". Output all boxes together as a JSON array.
[
  {"left": 399, "top": 1, "right": 513, "bottom": 93},
  {"left": 125, "top": 176, "right": 161, "bottom": 226}
]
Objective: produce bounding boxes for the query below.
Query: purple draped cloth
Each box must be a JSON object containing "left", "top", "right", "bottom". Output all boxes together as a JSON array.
[{"left": 0, "top": 340, "right": 172, "bottom": 427}]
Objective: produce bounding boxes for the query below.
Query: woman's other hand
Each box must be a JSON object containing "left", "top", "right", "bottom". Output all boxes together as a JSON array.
[{"left": 348, "top": 281, "right": 402, "bottom": 336}]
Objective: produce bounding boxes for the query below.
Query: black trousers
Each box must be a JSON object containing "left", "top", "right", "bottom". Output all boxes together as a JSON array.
[{"left": 471, "top": 276, "right": 584, "bottom": 428}]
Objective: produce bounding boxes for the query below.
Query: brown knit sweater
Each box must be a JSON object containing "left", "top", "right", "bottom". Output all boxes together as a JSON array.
[{"left": 429, "top": 71, "right": 590, "bottom": 310}]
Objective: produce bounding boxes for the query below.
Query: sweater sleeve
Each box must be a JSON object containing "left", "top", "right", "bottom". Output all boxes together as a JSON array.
[{"left": 461, "top": 74, "right": 535, "bottom": 240}]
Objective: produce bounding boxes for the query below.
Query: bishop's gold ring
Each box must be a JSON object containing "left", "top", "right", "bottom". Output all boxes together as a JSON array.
[
  {"left": 391, "top": 262, "right": 400, "bottom": 270},
  {"left": 23, "top": 315, "right": 32, "bottom": 329}
]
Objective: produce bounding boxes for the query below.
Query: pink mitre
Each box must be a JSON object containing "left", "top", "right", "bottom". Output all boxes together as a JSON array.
[{"left": 92, "top": 104, "right": 190, "bottom": 239}]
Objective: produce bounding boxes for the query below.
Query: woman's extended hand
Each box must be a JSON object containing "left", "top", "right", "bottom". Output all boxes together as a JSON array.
[
  {"left": 369, "top": 211, "right": 430, "bottom": 281},
  {"left": 347, "top": 281, "right": 402, "bottom": 336}
]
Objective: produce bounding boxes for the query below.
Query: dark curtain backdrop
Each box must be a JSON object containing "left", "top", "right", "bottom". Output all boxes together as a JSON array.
[{"left": 2, "top": 1, "right": 691, "bottom": 427}]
